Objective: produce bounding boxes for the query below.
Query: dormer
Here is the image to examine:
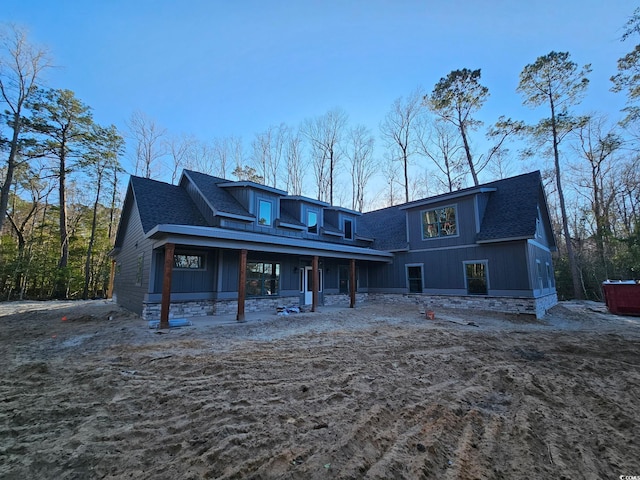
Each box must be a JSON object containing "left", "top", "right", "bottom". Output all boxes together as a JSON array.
[
  {"left": 323, "top": 206, "right": 361, "bottom": 241},
  {"left": 217, "top": 181, "right": 287, "bottom": 228},
  {"left": 280, "top": 196, "right": 329, "bottom": 235}
]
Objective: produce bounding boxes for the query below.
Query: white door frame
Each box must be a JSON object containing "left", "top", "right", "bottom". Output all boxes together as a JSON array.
[{"left": 302, "top": 266, "right": 323, "bottom": 305}]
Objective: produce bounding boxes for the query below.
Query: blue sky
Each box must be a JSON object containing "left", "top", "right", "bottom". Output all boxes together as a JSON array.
[{"left": 3, "top": 0, "right": 636, "bottom": 197}]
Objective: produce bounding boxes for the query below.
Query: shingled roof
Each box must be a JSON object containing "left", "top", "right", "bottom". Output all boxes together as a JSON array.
[
  {"left": 476, "top": 171, "right": 544, "bottom": 242},
  {"left": 182, "top": 170, "right": 252, "bottom": 218},
  {"left": 360, "top": 171, "right": 549, "bottom": 250},
  {"left": 359, "top": 205, "right": 408, "bottom": 251},
  {"left": 130, "top": 176, "right": 208, "bottom": 233}
]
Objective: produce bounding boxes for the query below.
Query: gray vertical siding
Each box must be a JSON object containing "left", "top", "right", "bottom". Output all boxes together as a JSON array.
[
  {"left": 406, "top": 196, "right": 478, "bottom": 248},
  {"left": 113, "top": 201, "right": 154, "bottom": 316},
  {"left": 369, "top": 241, "right": 532, "bottom": 295},
  {"left": 152, "top": 248, "right": 216, "bottom": 294}
]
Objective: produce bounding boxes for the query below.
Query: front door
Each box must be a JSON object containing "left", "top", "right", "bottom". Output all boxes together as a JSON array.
[{"left": 302, "top": 266, "right": 323, "bottom": 305}]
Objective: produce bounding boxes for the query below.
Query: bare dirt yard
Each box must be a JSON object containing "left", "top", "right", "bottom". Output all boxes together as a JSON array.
[{"left": 1, "top": 299, "right": 639, "bottom": 479}]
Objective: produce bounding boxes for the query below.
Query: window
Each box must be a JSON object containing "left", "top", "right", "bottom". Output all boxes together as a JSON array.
[
  {"left": 135, "top": 253, "right": 144, "bottom": 286},
  {"left": 422, "top": 206, "right": 457, "bottom": 239},
  {"left": 246, "top": 262, "right": 280, "bottom": 296},
  {"left": 465, "top": 262, "right": 487, "bottom": 295},
  {"left": 307, "top": 210, "right": 318, "bottom": 234},
  {"left": 536, "top": 260, "right": 544, "bottom": 290},
  {"left": 174, "top": 254, "right": 204, "bottom": 269},
  {"left": 339, "top": 265, "right": 349, "bottom": 294},
  {"left": 407, "top": 265, "right": 423, "bottom": 293},
  {"left": 344, "top": 218, "right": 353, "bottom": 240},
  {"left": 546, "top": 262, "right": 554, "bottom": 288},
  {"left": 258, "top": 200, "right": 272, "bottom": 226}
]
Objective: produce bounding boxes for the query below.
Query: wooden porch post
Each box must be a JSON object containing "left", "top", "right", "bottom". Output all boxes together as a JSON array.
[
  {"left": 160, "top": 243, "right": 175, "bottom": 329},
  {"left": 237, "top": 249, "right": 247, "bottom": 321},
  {"left": 349, "top": 258, "right": 356, "bottom": 308},
  {"left": 107, "top": 259, "right": 116, "bottom": 299},
  {"left": 311, "top": 255, "right": 319, "bottom": 312}
]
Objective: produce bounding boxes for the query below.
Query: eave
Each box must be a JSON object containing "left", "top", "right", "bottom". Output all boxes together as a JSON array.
[
  {"left": 146, "top": 224, "right": 394, "bottom": 262},
  {"left": 399, "top": 187, "right": 497, "bottom": 210}
]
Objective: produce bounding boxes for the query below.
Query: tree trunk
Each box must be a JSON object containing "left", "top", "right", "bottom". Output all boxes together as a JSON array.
[
  {"left": 55, "top": 141, "right": 70, "bottom": 299},
  {"left": 0, "top": 113, "right": 22, "bottom": 233},
  {"left": 550, "top": 97, "right": 583, "bottom": 299},
  {"left": 83, "top": 169, "right": 103, "bottom": 299},
  {"left": 458, "top": 116, "right": 478, "bottom": 186}
]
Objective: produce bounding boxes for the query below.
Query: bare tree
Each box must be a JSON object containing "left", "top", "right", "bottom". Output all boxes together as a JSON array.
[
  {"left": 127, "top": 110, "right": 166, "bottom": 178},
  {"left": 345, "top": 124, "right": 376, "bottom": 212},
  {"left": 570, "top": 115, "right": 623, "bottom": 278},
  {"left": 212, "top": 135, "right": 241, "bottom": 178},
  {"left": 166, "top": 133, "right": 195, "bottom": 184},
  {"left": 0, "top": 24, "right": 51, "bottom": 233},
  {"left": 285, "top": 127, "right": 305, "bottom": 196},
  {"left": 415, "top": 115, "right": 465, "bottom": 192},
  {"left": 381, "top": 154, "right": 400, "bottom": 207},
  {"left": 380, "top": 90, "right": 422, "bottom": 203},
  {"left": 302, "top": 108, "right": 348, "bottom": 203},
  {"left": 251, "top": 124, "right": 287, "bottom": 188}
]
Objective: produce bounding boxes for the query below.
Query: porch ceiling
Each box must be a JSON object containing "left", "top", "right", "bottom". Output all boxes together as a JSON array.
[{"left": 146, "top": 224, "right": 394, "bottom": 263}]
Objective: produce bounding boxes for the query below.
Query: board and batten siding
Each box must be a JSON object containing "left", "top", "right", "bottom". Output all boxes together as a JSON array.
[
  {"left": 405, "top": 196, "right": 478, "bottom": 249},
  {"left": 113, "top": 200, "right": 154, "bottom": 316},
  {"left": 368, "top": 240, "right": 532, "bottom": 295},
  {"left": 151, "top": 249, "right": 216, "bottom": 294}
]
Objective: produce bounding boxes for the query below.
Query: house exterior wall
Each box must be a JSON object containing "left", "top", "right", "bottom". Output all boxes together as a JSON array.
[
  {"left": 368, "top": 241, "right": 531, "bottom": 296},
  {"left": 151, "top": 247, "right": 217, "bottom": 294},
  {"left": 113, "top": 171, "right": 558, "bottom": 321},
  {"left": 406, "top": 196, "right": 478, "bottom": 248},
  {"left": 112, "top": 200, "right": 154, "bottom": 316}
]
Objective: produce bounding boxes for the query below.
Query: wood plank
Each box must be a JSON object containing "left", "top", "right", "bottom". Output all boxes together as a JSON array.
[
  {"left": 237, "top": 249, "right": 247, "bottom": 321},
  {"left": 160, "top": 243, "right": 175, "bottom": 329}
]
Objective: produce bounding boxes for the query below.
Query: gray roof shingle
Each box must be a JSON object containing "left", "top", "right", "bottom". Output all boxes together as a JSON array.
[
  {"left": 359, "top": 206, "right": 408, "bottom": 250},
  {"left": 183, "top": 170, "right": 252, "bottom": 218},
  {"left": 131, "top": 176, "right": 208, "bottom": 233},
  {"left": 476, "top": 171, "right": 542, "bottom": 242}
]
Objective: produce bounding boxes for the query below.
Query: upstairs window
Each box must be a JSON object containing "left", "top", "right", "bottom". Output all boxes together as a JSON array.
[
  {"left": 422, "top": 206, "right": 458, "bottom": 239},
  {"left": 344, "top": 218, "right": 353, "bottom": 240},
  {"left": 258, "top": 200, "right": 272, "bottom": 226},
  {"left": 307, "top": 210, "right": 318, "bottom": 234}
]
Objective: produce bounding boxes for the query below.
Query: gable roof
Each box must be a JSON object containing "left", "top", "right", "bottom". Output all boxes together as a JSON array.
[
  {"left": 476, "top": 171, "right": 549, "bottom": 243},
  {"left": 182, "top": 170, "right": 252, "bottom": 219},
  {"left": 361, "top": 170, "right": 552, "bottom": 250},
  {"left": 130, "top": 176, "right": 207, "bottom": 234},
  {"left": 359, "top": 205, "right": 408, "bottom": 251}
]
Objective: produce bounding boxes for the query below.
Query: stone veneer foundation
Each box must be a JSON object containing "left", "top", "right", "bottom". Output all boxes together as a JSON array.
[
  {"left": 142, "top": 292, "right": 557, "bottom": 320},
  {"left": 368, "top": 292, "right": 558, "bottom": 319}
]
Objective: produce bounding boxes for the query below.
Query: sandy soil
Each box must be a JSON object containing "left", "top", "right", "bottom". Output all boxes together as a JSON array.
[{"left": 1, "top": 299, "right": 639, "bottom": 479}]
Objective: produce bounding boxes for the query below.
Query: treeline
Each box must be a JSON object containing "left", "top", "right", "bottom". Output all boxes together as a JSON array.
[
  {"left": 2, "top": 8, "right": 640, "bottom": 302},
  {"left": 1, "top": 27, "right": 123, "bottom": 300}
]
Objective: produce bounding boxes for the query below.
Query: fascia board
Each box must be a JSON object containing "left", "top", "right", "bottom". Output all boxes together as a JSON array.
[
  {"left": 399, "top": 187, "right": 497, "bottom": 210},
  {"left": 183, "top": 170, "right": 254, "bottom": 222},
  {"left": 476, "top": 235, "right": 531, "bottom": 244},
  {"left": 146, "top": 224, "right": 394, "bottom": 262}
]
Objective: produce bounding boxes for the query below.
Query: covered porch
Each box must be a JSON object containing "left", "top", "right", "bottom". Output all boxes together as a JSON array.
[{"left": 143, "top": 224, "right": 392, "bottom": 327}]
